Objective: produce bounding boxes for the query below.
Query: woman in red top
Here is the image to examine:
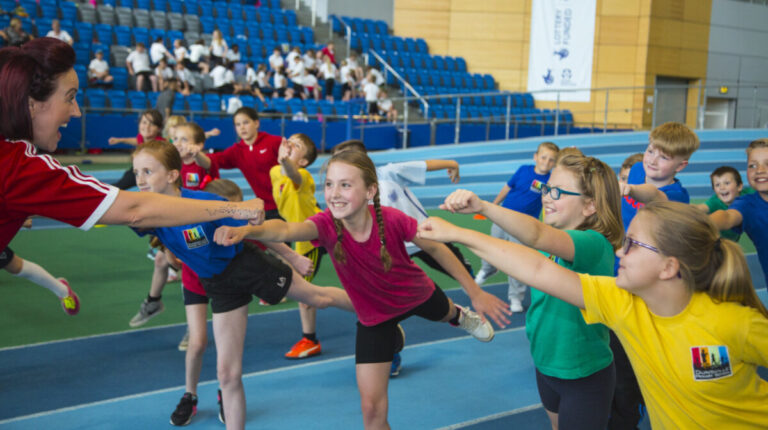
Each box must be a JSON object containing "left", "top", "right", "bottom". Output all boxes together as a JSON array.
[
  {"left": 190, "top": 107, "right": 285, "bottom": 220},
  {"left": 0, "top": 38, "right": 265, "bottom": 258}
]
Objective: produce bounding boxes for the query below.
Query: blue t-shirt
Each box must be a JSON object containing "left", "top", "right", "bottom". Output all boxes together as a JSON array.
[
  {"left": 135, "top": 189, "right": 245, "bottom": 278},
  {"left": 501, "top": 165, "right": 550, "bottom": 218},
  {"left": 621, "top": 161, "right": 690, "bottom": 231},
  {"left": 729, "top": 192, "right": 768, "bottom": 287}
]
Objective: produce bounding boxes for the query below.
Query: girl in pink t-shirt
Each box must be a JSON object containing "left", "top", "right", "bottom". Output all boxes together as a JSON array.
[{"left": 213, "top": 149, "right": 510, "bottom": 429}]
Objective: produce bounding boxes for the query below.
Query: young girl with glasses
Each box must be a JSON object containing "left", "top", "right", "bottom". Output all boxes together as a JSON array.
[
  {"left": 419, "top": 200, "right": 768, "bottom": 429},
  {"left": 438, "top": 154, "right": 624, "bottom": 430}
]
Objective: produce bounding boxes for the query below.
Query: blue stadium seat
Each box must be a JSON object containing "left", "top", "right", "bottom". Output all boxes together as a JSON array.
[
  {"left": 132, "top": 27, "right": 150, "bottom": 46},
  {"left": 152, "top": 0, "right": 168, "bottom": 12},
  {"left": 272, "top": 98, "right": 288, "bottom": 113},
  {"left": 433, "top": 55, "right": 445, "bottom": 71},
  {"left": 106, "top": 89, "right": 127, "bottom": 110},
  {"left": 301, "top": 27, "right": 313, "bottom": 44},
  {"left": 114, "top": 25, "right": 132, "bottom": 45},
  {"left": 415, "top": 38, "right": 428, "bottom": 54},
  {"left": 186, "top": 93, "right": 203, "bottom": 112},
  {"left": 135, "top": 0, "right": 151, "bottom": 10},
  {"left": 74, "top": 65, "right": 88, "bottom": 88},
  {"left": 203, "top": 93, "right": 222, "bottom": 112},
  {"left": 128, "top": 90, "right": 148, "bottom": 109},
  {"left": 172, "top": 94, "right": 186, "bottom": 112},
  {"left": 404, "top": 37, "right": 415, "bottom": 53},
  {"left": 197, "top": 0, "right": 213, "bottom": 17},
  {"left": 74, "top": 22, "right": 94, "bottom": 43},
  {"left": 199, "top": 16, "right": 215, "bottom": 34},
  {"left": 243, "top": 5, "right": 257, "bottom": 21},
  {"left": 455, "top": 57, "right": 467, "bottom": 72},
  {"left": 483, "top": 74, "right": 494, "bottom": 90},
  {"left": 146, "top": 91, "right": 160, "bottom": 107},
  {"left": 213, "top": 2, "right": 229, "bottom": 19},
  {"left": 149, "top": 28, "right": 167, "bottom": 43},
  {"left": 168, "top": 0, "right": 183, "bottom": 13},
  {"left": 284, "top": 9, "right": 297, "bottom": 26},
  {"left": 375, "top": 20, "right": 387, "bottom": 36},
  {"left": 39, "top": 0, "right": 58, "bottom": 19},
  {"left": 60, "top": 2, "right": 78, "bottom": 22},
  {"left": 444, "top": 56, "right": 455, "bottom": 72},
  {"left": 182, "top": 0, "right": 198, "bottom": 14},
  {"left": 112, "top": 67, "right": 129, "bottom": 90},
  {"left": 94, "top": 24, "right": 114, "bottom": 45},
  {"left": 85, "top": 88, "right": 107, "bottom": 109}
]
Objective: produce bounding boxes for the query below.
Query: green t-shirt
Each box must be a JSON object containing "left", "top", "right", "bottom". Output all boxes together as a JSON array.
[
  {"left": 525, "top": 229, "right": 614, "bottom": 379},
  {"left": 704, "top": 187, "right": 755, "bottom": 241}
]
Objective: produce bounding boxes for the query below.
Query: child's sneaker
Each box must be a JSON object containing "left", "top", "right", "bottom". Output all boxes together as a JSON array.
[
  {"left": 473, "top": 267, "right": 497, "bottom": 286},
  {"left": 217, "top": 389, "right": 225, "bottom": 424},
  {"left": 390, "top": 352, "right": 402, "bottom": 377},
  {"left": 284, "top": 337, "right": 322, "bottom": 359},
  {"left": 58, "top": 278, "right": 80, "bottom": 316},
  {"left": 167, "top": 267, "right": 180, "bottom": 282},
  {"left": 169, "top": 392, "right": 197, "bottom": 426},
  {"left": 509, "top": 298, "right": 524, "bottom": 313},
  {"left": 129, "top": 299, "right": 164, "bottom": 327},
  {"left": 178, "top": 329, "right": 190, "bottom": 351},
  {"left": 455, "top": 305, "right": 494, "bottom": 342}
]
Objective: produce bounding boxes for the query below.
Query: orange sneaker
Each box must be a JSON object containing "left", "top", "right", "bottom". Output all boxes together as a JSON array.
[
  {"left": 59, "top": 278, "right": 80, "bottom": 316},
  {"left": 284, "top": 337, "right": 321, "bottom": 359}
]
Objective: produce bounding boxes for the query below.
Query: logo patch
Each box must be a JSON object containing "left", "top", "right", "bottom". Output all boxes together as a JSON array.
[
  {"left": 530, "top": 179, "right": 544, "bottom": 194},
  {"left": 691, "top": 345, "right": 732, "bottom": 381},
  {"left": 182, "top": 226, "right": 209, "bottom": 249},
  {"left": 186, "top": 172, "right": 200, "bottom": 187},
  {"left": 276, "top": 276, "right": 287, "bottom": 288}
]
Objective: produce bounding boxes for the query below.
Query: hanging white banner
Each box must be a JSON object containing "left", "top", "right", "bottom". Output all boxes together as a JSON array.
[{"left": 526, "top": 0, "right": 597, "bottom": 102}]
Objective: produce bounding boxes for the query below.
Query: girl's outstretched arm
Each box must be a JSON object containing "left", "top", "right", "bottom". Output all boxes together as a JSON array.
[
  {"left": 264, "top": 241, "right": 314, "bottom": 276},
  {"left": 411, "top": 236, "right": 511, "bottom": 327},
  {"left": 418, "top": 217, "right": 585, "bottom": 309},
  {"left": 214, "top": 219, "right": 319, "bottom": 247},
  {"left": 709, "top": 209, "right": 743, "bottom": 230},
  {"left": 441, "top": 189, "right": 576, "bottom": 261}
]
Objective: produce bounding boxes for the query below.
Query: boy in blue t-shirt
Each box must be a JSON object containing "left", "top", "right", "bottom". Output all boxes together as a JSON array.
[
  {"left": 474, "top": 141, "right": 559, "bottom": 312},
  {"left": 710, "top": 139, "right": 768, "bottom": 289}
]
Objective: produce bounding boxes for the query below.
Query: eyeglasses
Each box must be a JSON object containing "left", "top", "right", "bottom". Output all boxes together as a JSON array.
[
  {"left": 539, "top": 183, "right": 582, "bottom": 200},
  {"left": 622, "top": 237, "right": 660, "bottom": 255}
]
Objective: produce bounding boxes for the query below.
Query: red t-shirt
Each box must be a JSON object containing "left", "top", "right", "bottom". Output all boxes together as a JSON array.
[
  {"left": 181, "top": 161, "right": 219, "bottom": 191},
  {"left": 0, "top": 138, "right": 118, "bottom": 249},
  {"left": 321, "top": 46, "right": 336, "bottom": 65},
  {"left": 136, "top": 134, "right": 164, "bottom": 145},
  {"left": 208, "top": 131, "right": 281, "bottom": 210},
  {"left": 309, "top": 206, "right": 435, "bottom": 326}
]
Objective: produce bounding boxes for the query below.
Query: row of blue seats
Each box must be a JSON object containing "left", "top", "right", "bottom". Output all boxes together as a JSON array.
[
  {"left": 353, "top": 34, "right": 428, "bottom": 55},
  {"left": 99, "top": 0, "right": 283, "bottom": 14},
  {"left": 1, "top": 0, "right": 60, "bottom": 19},
  {"left": 376, "top": 52, "right": 466, "bottom": 74},
  {"left": 400, "top": 69, "right": 492, "bottom": 90},
  {"left": 198, "top": 18, "right": 313, "bottom": 43},
  {"left": 428, "top": 105, "right": 574, "bottom": 124},
  {"left": 74, "top": 64, "right": 130, "bottom": 88},
  {"left": 331, "top": 15, "right": 388, "bottom": 37},
  {"left": 423, "top": 93, "right": 536, "bottom": 109}
]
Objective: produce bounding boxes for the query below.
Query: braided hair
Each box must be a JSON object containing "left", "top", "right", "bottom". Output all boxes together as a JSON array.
[{"left": 327, "top": 149, "right": 391, "bottom": 271}]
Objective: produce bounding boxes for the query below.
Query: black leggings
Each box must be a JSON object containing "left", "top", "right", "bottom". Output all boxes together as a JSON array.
[
  {"left": 112, "top": 168, "right": 136, "bottom": 190},
  {"left": 608, "top": 331, "right": 645, "bottom": 429}
]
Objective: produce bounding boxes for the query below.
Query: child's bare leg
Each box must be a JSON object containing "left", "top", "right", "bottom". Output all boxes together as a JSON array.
[
  {"left": 285, "top": 270, "right": 353, "bottom": 312},
  {"left": 299, "top": 303, "right": 317, "bottom": 333},
  {"left": 185, "top": 303, "right": 208, "bottom": 394},
  {"left": 150, "top": 251, "right": 170, "bottom": 298},
  {"left": 356, "top": 362, "right": 391, "bottom": 430},
  {"left": 212, "top": 304, "right": 248, "bottom": 430}
]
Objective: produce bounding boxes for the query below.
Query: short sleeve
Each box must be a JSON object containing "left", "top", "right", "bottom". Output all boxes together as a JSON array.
[
  {"left": 506, "top": 167, "right": 524, "bottom": 189},
  {"left": 704, "top": 194, "right": 722, "bottom": 213},
  {"left": 308, "top": 210, "right": 334, "bottom": 249},
  {"left": 627, "top": 162, "right": 645, "bottom": 186},
  {"left": 566, "top": 230, "right": 610, "bottom": 272},
  {"left": 743, "top": 310, "right": 768, "bottom": 367},
  {"left": 387, "top": 207, "right": 418, "bottom": 243},
  {"left": 579, "top": 274, "right": 632, "bottom": 328},
  {"left": 378, "top": 161, "right": 427, "bottom": 186}
]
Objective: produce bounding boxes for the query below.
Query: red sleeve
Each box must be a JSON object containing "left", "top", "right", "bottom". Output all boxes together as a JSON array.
[
  {"left": 308, "top": 209, "right": 333, "bottom": 250},
  {"left": 1, "top": 141, "right": 118, "bottom": 231},
  {"left": 384, "top": 206, "right": 417, "bottom": 243},
  {"left": 208, "top": 142, "right": 241, "bottom": 170}
]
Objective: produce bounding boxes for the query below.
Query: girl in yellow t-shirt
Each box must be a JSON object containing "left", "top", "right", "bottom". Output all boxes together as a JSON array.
[{"left": 418, "top": 201, "right": 768, "bottom": 429}]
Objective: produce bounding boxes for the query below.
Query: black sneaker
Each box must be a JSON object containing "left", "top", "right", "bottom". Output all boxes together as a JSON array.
[
  {"left": 170, "top": 392, "right": 197, "bottom": 426},
  {"left": 217, "top": 389, "right": 225, "bottom": 423}
]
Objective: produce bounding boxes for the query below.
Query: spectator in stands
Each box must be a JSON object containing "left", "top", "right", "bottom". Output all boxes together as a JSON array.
[
  {"left": 339, "top": 59, "right": 355, "bottom": 101},
  {"left": 225, "top": 43, "right": 241, "bottom": 65},
  {"left": 126, "top": 42, "right": 158, "bottom": 92},
  {"left": 318, "top": 55, "right": 337, "bottom": 102},
  {"left": 273, "top": 65, "right": 294, "bottom": 100},
  {"left": 302, "top": 48, "right": 317, "bottom": 75},
  {"left": 320, "top": 42, "right": 336, "bottom": 65},
  {"left": 174, "top": 61, "right": 193, "bottom": 96},
  {"left": 150, "top": 36, "right": 173, "bottom": 66},
  {"left": 255, "top": 63, "right": 273, "bottom": 98},
  {"left": 45, "top": 19, "right": 73, "bottom": 46},
  {"left": 154, "top": 58, "right": 174, "bottom": 90},
  {"left": 208, "top": 29, "right": 228, "bottom": 67},
  {"left": 347, "top": 51, "right": 363, "bottom": 81},
  {"left": 366, "top": 65, "right": 385, "bottom": 86},
  {"left": 88, "top": 49, "right": 113, "bottom": 87},
  {"left": 0, "top": 18, "right": 33, "bottom": 47},
  {"left": 210, "top": 61, "right": 235, "bottom": 94},
  {"left": 285, "top": 46, "right": 301, "bottom": 65},
  {"left": 173, "top": 39, "right": 189, "bottom": 68},
  {"left": 288, "top": 55, "right": 305, "bottom": 94},
  {"left": 378, "top": 89, "right": 397, "bottom": 122},
  {"left": 268, "top": 47, "right": 284, "bottom": 71},
  {"left": 188, "top": 39, "right": 209, "bottom": 73},
  {"left": 362, "top": 75, "right": 379, "bottom": 116},
  {"left": 300, "top": 68, "right": 320, "bottom": 101},
  {"left": 156, "top": 77, "right": 179, "bottom": 120}
]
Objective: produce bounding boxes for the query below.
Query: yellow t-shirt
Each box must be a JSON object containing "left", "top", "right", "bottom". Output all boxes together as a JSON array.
[
  {"left": 579, "top": 274, "right": 768, "bottom": 429},
  {"left": 270, "top": 165, "right": 321, "bottom": 255}
]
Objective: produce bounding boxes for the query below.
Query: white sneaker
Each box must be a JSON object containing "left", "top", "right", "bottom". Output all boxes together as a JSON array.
[
  {"left": 473, "top": 267, "right": 498, "bottom": 286},
  {"left": 455, "top": 305, "right": 494, "bottom": 342},
  {"left": 167, "top": 267, "right": 180, "bottom": 282},
  {"left": 509, "top": 299, "right": 524, "bottom": 313}
]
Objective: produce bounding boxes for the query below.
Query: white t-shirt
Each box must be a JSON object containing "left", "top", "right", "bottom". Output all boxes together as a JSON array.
[
  {"left": 363, "top": 82, "right": 379, "bottom": 102},
  {"left": 174, "top": 46, "right": 189, "bottom": 63},
  {"left": 285, "top": 50, "right": 299, "bottom": 64},
  {"left": 273, "top": 72, "right": 286, "bottom": 89},
  {"left": 378, "top": 98, "right": 393, "bottom": 112},
  {"left": 376, "top": 161, "right": 429, "bottom": 255},
  {"left": 189, "top": 44, "right": 208, "bottom": 63},
  {"left": 225, "top": 49, "right": 241, "bottom": 63},
  {"left": 209, "top": 39, "right": 228, "bottom": 57},
  {"left": 339, "top": 64, "right": 352, "bottom": 84},
  {"left": 126, "top": 50, "right": 152, "bottom": 73},
  {"left": 302, "top": 53, "right": 316, "bottom": 70},
  {"left": 302, "top": 73, "right": 318, "bottom": 89},
  {"left": 150, "top": 42, "right": 170, "bottom": 64},
  {"left": 209, "top": 65, "right": 233, "bottom": 87},
  {"left": 88, "top": 58, "right": 109, "bottom": 76},
  {"left": 46, "top": 29, "right": 72, "bottom": 44},
  {"left": 155, "top": 66, "right": 174, "bottom": 80},
  {"left": 176, "top": 67, "right": 192, "bottom": 83},
  {"left": 289, "top": 60, "right": 305, "bottom": 83},
  {"left": 256, "top": 70, "right": 269, "bottom": 87},
  {"left": 370, "top": 68, "right": 385, "bottom": 86},
  {"left": 268, "top": 53, "right": 284, "bottom": 71},
  {"left": 319, "top": 62, "right": 337, "bottom": 80},
  {"left": 347, "top": 57, "right": 359, "bottom": 69},
  {"left": 245, "top": 67, "right": 257, "bottom": 85}
]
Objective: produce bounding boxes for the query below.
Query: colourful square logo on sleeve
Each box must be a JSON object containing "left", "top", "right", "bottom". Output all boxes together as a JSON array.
[
  {"left": 183, "top": 226, "right": 209, "bottom": 249},
  {"left": 691, "top": 345, "right": 732, "bottom": 381},
  {"left": 530, "top": 179, "right": 544, "bottom": 193},
  {"left": 186, "top": 172, "right": 200, "bottom": 187}
]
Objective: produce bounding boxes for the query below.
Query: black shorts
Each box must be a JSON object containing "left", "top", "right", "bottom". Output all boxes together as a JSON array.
[
  {"left": 0, "top": 247, "right": 15, "bottom": 270},
  {"left": 355, "top": 287, "right": 450, "bottom": 364},
  {"left": 183, "top": 286, "right": 210, "bottom": 306},
  {"left": 200, "top": 242, "right": 293, "bottom": 313},
  {"left": 536, "top": 362, "right": 616, "bottom": 429},
  {"left": 302, "top": 247, "right": 326, "bottom": 282}
]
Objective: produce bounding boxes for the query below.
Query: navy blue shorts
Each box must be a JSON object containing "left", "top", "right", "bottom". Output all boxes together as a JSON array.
[{"left": 183, "top": 286, "right": 209, "bottom": 306}]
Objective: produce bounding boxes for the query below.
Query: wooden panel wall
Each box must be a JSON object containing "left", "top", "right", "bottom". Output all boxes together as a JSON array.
[{"left": 393, "top": 0, "right": 712, "bottom": 129}]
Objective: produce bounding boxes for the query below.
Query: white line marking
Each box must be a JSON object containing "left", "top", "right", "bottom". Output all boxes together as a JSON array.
[{"left": 435, "top": 403, "right": 544, "bottom": 430}]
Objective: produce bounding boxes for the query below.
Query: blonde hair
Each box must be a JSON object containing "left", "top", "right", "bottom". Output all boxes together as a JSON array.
[
  {"left": 641, "top": 201, "right": 768, "bottom": 318},
  {"left": 163, "top": 115, "right": 187, "bottom": 140},
  {"left": 621, "top": 153, "right": 643, "bottom": 171},
  {"left": 556, "top": 154, "right": 624, "bottom": 249},
  {"left": 326, "top": 150, "right": 391, "bottom": 271},
  {"left": 554, "top": 146, "right": 582, "bottom": 163},
  {"left": 537, "top": 141, "right": 560, "bottom": 156},
  {"left": 746, "top": 138, "right": 768, "bottom": 157},
  {"left": 648, "top": 122, "right": 700, "bottom": 159},
  {"left": 133, "top": 140, "right": 181, "bottom": 188}
]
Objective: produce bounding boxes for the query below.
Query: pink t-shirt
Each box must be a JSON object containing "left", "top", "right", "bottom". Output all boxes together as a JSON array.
[{"left": 309, "top": 205, "right": 435, "bottom": 326}]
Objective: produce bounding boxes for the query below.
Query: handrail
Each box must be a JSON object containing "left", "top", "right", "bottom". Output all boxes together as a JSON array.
[{"left": 368, "top": 48, "right": 429, "bottom": 119}]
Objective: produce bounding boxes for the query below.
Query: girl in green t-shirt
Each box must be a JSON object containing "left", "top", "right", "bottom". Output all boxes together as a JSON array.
[{"left": 435, "top": 154, "right": 624, "bottom": 430}]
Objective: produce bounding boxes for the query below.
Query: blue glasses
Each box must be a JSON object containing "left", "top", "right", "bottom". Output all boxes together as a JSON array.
[
  {"left": 540, "top": 183, "right": 582, "bottom": 200},
  {"left": 622, "top": 237, "right": 660, "bottom": 255}
]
